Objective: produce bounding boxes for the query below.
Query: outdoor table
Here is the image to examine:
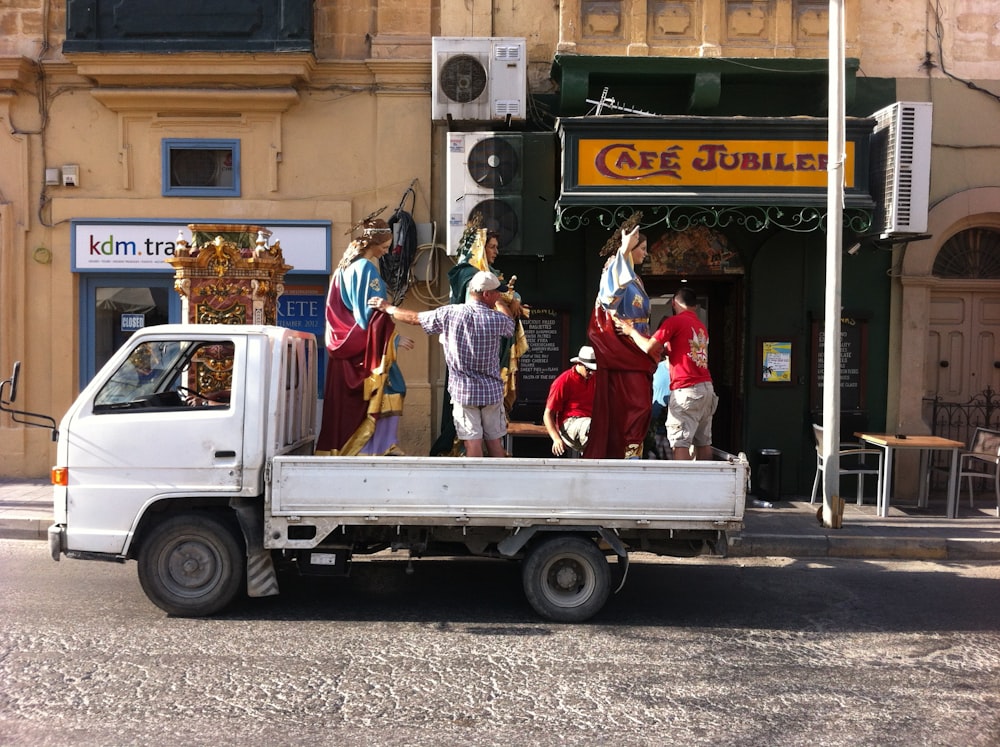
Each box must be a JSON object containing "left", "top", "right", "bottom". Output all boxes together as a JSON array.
[{"left": 855, "top": 433, "right": 966, "bottom": 518}]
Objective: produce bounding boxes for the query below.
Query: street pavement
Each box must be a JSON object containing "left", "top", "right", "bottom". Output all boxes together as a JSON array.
[{"left": 3, "top": 477, "right": 1000, "bottom": 560}]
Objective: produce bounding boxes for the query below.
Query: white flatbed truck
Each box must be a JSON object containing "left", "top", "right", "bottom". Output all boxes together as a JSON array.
[{"left": 4, "top": 324, "right": 748, "bottom": 622}]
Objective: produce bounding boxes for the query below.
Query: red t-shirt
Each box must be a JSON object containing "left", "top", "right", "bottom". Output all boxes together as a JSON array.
[
  {"left": 652, "top": 309, "right": 712, "bottom": 390},
  {"left": 545, "top": 367, "right": 595, "bottom": 426}
]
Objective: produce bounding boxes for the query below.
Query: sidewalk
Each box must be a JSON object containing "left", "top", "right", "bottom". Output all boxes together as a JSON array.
[
  {"left": 731, "top": 496, "right": 1000, "bottom": 560},
  {"left": 0, "top": 479, "right": 58, "bottom": 541},
  {"left": 3, "top": 477, "right": 999, "bottom": 559}
]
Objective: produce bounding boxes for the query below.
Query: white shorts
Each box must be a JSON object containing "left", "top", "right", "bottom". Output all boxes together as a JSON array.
[
  {"left": 452, "top": 400, "right": 507, "bottom": 441},
  {"left": 667, "top": 382, "right": 718, "bottom": 449},
  {"left": 559, "top": 416, "right": 591, "bottom": 451}
]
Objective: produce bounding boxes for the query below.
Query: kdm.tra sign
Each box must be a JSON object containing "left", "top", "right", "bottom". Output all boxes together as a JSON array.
[{"left": 72, "top": 221, "right": 330, "bottom": 273}]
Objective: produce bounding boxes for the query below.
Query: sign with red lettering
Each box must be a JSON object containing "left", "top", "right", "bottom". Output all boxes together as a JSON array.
[
  {"left": 557, "top": 116, "right": 875, "bottom": 207},
  {"left": 578, "top": 139, "right": 846, "bottom": 189}
]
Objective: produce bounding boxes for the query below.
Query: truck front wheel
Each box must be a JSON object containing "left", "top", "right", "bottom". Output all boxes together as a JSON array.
[
  {"left": 522, "top": 535, "right": 611, "bottom": 623},
  {"left": 137, "top": 513, "right": 244, "bottom": 617}
]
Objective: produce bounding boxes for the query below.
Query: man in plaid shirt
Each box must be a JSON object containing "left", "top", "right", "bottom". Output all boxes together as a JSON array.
[{"left": 369, "top": 270, "right": 515, "bottom": 457}]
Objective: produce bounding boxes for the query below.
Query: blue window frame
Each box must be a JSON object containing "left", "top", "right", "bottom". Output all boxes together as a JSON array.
[{"left": 162, "top": 139, "right": 240, "bottom": 197}]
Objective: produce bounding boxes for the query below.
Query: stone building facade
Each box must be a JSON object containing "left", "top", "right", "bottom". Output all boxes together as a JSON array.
[{"left": 0, "top": 1, "right": 997, "bottom": 499}]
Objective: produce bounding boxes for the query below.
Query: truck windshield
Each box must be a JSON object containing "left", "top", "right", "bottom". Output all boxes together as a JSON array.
[{"left": 93, "top": 339, "right": 233, "bottom": 411}]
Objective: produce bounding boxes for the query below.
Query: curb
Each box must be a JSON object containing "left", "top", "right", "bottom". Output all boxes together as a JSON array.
[
  {"left": 0, "top": 518, "right": 50, "bottom": 542},
  {"left": 946, "top": 538, "right": 1000, "bottom": 560},
  {"left": 730, "top": 533, "right": 1000, "bottom": 561},
  {"left": 729, "top": 533, "right": 828, "bottom": 558},
  {"left": 6, "top": 517, "right": 1000, "bottom": 562}
]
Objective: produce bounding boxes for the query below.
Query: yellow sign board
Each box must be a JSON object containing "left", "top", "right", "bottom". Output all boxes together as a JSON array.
[{"left": 576, "top": 139, "right": 855, "bottom": 189}]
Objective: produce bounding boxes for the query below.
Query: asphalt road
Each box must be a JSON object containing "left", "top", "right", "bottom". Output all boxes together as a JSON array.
[{"left": 2, "top": 539, "right": 1000, "bottom": 746}]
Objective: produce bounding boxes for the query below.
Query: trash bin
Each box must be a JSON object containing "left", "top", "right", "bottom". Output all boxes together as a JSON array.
[{"left": 755, "top": 448, "right": 782, "bottom": 501}]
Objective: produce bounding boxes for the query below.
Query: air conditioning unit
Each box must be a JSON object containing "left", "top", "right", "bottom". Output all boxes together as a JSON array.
[
  {"left": 432, "top": 37, "right": 527, "bottom": 122},
  {"left": 869, "top": 101, "right": 933, "bottom": 237},
  {"left": 446, "top": 131, "right": 556, "bottom": 256}
]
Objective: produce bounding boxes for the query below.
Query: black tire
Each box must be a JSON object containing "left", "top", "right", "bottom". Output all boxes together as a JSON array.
[
  {"left": 522, "top": 535, "right": 611, "bottom": 623},
  {"left": 137, "top": 513, "right": 244, "bottom": 617}
]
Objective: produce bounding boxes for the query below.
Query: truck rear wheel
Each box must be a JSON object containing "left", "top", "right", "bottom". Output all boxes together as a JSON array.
[
  {"left": 137, "top": 513, "right": 244, "bottom": 617},
  {"left": 522, "top": 535, "right": 611, "bottom": 623}
]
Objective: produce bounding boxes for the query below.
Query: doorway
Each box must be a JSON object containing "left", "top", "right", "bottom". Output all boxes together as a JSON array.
[
  {"left": 81, "top": 275, "right": 179, "bottom": 388},
  {"left": 926, "top": 290, "right": 1000, "bottom": 403},
  {"left": 645, "top": 276, "right": 744, "bottom": 454}
]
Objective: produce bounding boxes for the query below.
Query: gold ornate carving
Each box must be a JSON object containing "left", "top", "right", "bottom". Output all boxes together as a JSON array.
[
  {"left": 196, "top": 279, "right": 242, "bottom": 300},
  {"left": 167, "top": 223, "right": 293, "bottom": 327},
  {"left": 195, "top": 342, "right": 235, "bottom": 394},
  {"left": 251, "top": 278, "right": 272, "bottom": 299},
  {"left": 195, "top": 302, "right": 247, "bottom": 326}
]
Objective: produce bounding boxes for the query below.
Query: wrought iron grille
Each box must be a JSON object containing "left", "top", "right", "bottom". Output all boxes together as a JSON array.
[
  {"left": 923, "top": 386, "right": 1000, "bottom": 487},
  {"left": 555, "top": 204, "right": 873, "bottom": 235}
]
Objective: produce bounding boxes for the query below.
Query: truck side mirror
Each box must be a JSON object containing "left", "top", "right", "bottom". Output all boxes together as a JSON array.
[
  {"left": 8, "top": 361, "right": 20, "bottom": 403},
  {"left": 0, "top": 361, "right": 58, "bottom": 441}
]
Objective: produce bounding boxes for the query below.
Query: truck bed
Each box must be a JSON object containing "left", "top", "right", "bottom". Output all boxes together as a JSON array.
[{"left": 269, "top": 454, "right": 748, "bottom": 532}]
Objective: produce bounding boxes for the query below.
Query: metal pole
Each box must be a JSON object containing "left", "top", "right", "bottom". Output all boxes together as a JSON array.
[{"left": 822, "top": 0, "right": 845, "bottom": 528}]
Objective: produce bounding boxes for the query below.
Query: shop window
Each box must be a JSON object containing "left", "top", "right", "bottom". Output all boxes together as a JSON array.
[
  {"left": 278, "top": 285, "right": 328, "bottom": 397},
  {"left": 82, "top": 276, "right": 178, "bottom": 389},
  {"left": 162, "top": 139, "right": 240, "bottom": 197}
]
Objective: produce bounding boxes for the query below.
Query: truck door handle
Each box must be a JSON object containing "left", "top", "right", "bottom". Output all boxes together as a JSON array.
[{"left": 215, "top": 450, "right": 236, "bottom": 458}]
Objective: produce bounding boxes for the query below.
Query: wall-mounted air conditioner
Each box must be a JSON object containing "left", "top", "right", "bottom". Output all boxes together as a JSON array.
[
  {"left": 432, "top": 37, "right": 527, "bottom": 122},
  {"left": 869, "top": 101, "right": 933, "bottom": 238},
  {"left": 446, "top": 131, "right": 556, "bottom": 256}
]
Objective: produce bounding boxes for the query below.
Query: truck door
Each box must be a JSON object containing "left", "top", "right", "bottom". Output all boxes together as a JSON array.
[{"left": 62, "top": 334, "right": 247, "bottom": 555}]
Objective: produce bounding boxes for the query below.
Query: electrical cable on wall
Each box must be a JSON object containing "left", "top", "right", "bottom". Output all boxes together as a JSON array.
[
  {"left": 406, "top": 220, "right": 451, "bottom": 306},
  {"left": 380, "top": 179, "right": 419, "bottom": 304},
  {"left": 931, "top": 1, "right": 1000, "bottom": 106}
]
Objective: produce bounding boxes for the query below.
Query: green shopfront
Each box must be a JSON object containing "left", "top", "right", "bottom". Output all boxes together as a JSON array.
[{"left": 500, "top": 57, "right": 898, "bottom": 498}]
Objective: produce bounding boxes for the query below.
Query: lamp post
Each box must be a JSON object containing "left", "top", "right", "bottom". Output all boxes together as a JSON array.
[{"left": 821, "top": 0, "right": 846, "bottom": 528}]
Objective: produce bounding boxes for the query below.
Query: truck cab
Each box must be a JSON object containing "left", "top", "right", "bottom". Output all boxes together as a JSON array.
[{"left": 49, "top": 325, "right": 317, "bottom": 560}]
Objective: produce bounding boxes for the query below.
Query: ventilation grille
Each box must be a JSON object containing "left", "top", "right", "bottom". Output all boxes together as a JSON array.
[
  {"left": 438, "top": 54, "right": 488, "bottom": 104},
  {"left": 870, "top": 102, "right": 933, "bottom": 237},
  {"left": 493, "top": 43, "right": 522, "bottom": 62}
]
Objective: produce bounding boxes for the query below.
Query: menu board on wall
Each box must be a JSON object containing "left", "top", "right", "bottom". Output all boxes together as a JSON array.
[
  {"left": 516, "top": 308, "right": 570, "bottom": 410},
  {"left": 810, "top": 314, "right": 868, "bottom": 412}
]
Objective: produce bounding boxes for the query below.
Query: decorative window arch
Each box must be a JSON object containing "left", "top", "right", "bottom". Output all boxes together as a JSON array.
[{"left": 932, "top": 227, "right": 1000, "bottom": 279}]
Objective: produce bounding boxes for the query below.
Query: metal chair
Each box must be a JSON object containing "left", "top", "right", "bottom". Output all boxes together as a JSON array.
[
  {"left": 957, "top": 427, "right": 1000, "bottom": 516},
  {"left": 810, "top": 424, "right": 884, "bottom": 505}
]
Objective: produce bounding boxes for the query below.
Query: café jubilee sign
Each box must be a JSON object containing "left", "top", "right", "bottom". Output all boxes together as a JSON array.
[{"left": 557, "top": 115, "right": 875, "bottom": 207}]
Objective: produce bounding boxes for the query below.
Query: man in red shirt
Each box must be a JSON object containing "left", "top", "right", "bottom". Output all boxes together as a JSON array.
[
  {"left": 616, "top": 288, "right": 717, "bottom": 461},
  {"left": 542, "top": 346, "right": 597, "bottom": 456}
]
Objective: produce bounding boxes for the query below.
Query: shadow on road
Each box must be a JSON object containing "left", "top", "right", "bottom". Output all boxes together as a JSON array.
[{"left": 214, "top": 555, "right": 1000, "bottom": 632}]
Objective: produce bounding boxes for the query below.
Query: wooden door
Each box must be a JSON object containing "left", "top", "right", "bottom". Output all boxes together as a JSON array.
[{"left": 926, "top": 291, "right": 1000, "bottom": 402}]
